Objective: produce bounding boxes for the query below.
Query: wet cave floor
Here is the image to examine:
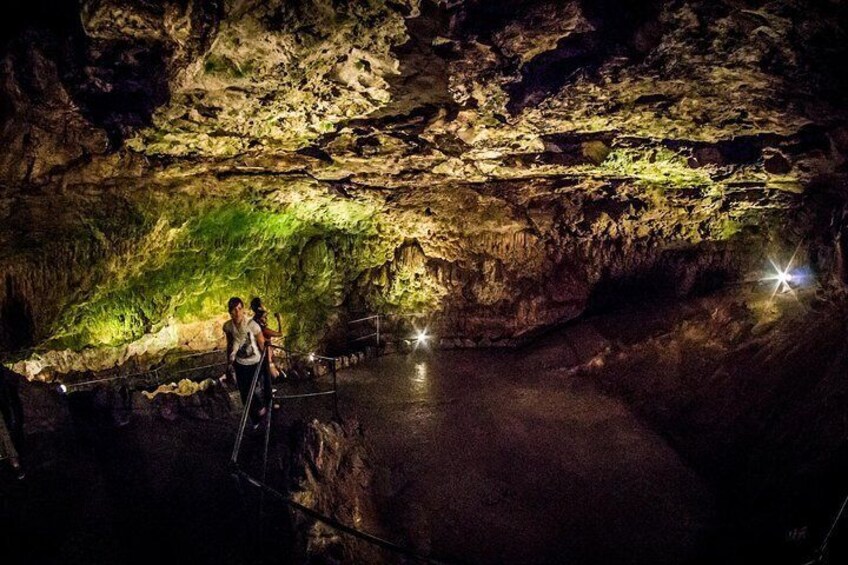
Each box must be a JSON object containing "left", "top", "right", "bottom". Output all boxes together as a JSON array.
[
  {"left": 336, "top": 348, "right": 713, "bottom": 564},
  {"left": 2, "top": 290, "right": 847, "bottom": 565}
]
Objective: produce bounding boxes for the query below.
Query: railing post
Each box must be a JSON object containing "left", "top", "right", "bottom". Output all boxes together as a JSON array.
[
  {"left": 331, "top": 358, "right": 339, "bottom": 421},
  {"left": 230, "top": 347, "right": 267, "bottom": 466},
  {"left": 376, "top": 315, "right": 380, "bottom": 352}
]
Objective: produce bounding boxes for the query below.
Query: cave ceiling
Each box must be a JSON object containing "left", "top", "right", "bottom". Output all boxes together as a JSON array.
[{"left": 1, "top": 0, "right": 846, "bottom": 378}]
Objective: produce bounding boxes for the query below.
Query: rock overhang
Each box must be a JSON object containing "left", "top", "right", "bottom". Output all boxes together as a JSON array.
[{"left": 0, "top": 0, "right": 846, "bottom": 378}]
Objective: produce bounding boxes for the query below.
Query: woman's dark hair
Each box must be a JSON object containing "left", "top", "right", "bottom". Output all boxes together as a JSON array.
[
  {"left": 227, "top": 297, "right": 243, "bottom": 312},
  {"left": 249, "top": 297, "right": 263, "bottom": 312}
]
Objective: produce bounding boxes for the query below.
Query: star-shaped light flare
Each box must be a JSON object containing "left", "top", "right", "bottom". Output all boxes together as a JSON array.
[{"left": 761, "top": 244, "right": 802, "bottom": 299}]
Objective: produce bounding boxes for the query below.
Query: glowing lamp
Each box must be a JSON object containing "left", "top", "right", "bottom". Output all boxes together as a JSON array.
[
  {"left": 411, "top": 328, "right": 431, "bottom": 351},
  {"left": 763, "top": 246, "right": 806, "bottom": 298},
  {"left": 58, "top": 384, "right": 68, "bottom": 394}
]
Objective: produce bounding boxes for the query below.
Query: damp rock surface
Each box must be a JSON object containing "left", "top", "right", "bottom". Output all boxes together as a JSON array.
[
  {"left": 287, "top": 418, "right": 385, "bottom": 564},
  {"left": 1, "top": 1, "right": 847, "bottom": 375},
  {"left": 334, "top": 349, "right": 714, "bottom": 564},
  {"left": 320, "top": 290, "right": 848, "bottom": 564}
]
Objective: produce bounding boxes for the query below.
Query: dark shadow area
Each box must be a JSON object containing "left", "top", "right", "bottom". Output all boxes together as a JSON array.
[
  {"left": 4, "top": 289, "right": 848, "bottom": 564},
  {"left": 585, "top": 250, "right": 735, "bottom": 316},
  {"left": 504, "top": 0, "right": 664, "bottom": 113},
  {"left": 0, "top": 0, "right": 220, "bottom": 147},
  {"left": 368, "top": 0, "right": 457, "bottom": 121},
  {"left": 580, "top": 289, "right": 848, "bottom": 565},
  {"left": 0, "top": 384, "right": 295, "bottom": 565},
  {"left": 0, "top": 0, "right": 79, "bottom": 56},
  {"left": 0, "top": 274, "right": 35, "bottom": 352}
]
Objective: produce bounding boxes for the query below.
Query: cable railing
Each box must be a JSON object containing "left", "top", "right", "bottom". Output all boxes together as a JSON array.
[
  {"left": 230, "top": 344, "right": 338, "bottom": 466},
  {"left": 7, "top": 312, "right": 454, "bottom": 560},
  {"left": 269, "top": 344, "right": 339, "bottom": 417},
  {"left": 232, "top": 468, "right": 454, "bottom": 564},
  {"left": 52, "top": 310, "right": 432, "bottom": 396},
  {"left": 230, "top": 346, "right": 269, "bottom": 466},
  {"left": 802, "top": 491, "right": 848, "bottom": 565},
  {"left": 55, "top": 349, "right": 227, "bottom": 394},
  {"left": 228, "top": 343, "right": 453, "bottom": 565},
  {"left": 347, "top": 313, "right": 382, "bottom": 346}
]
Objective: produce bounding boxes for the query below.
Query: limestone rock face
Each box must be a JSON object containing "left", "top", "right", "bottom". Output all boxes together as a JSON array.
[
  {"left": 1, "top": 0, "right": 846, "bottom": 376},
  {"left": 288, "top": 418, "right": 384, "bottom": 563},
  {"left": 0, "top": 1, "right": 219, "bottom": 185}
]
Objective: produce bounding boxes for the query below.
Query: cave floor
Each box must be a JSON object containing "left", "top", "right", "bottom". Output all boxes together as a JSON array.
[
  {"left": 0, "top": 409, "right": 292, "bottom": 565},
  {"left": 3, "top": 289, "right": 843, "bottom": 565},
  {"left": 328, "top": 331, "right": 715, "bottom": 564},
  {"left": 279, "top": 287, "right": 844, "bottom": 565}
]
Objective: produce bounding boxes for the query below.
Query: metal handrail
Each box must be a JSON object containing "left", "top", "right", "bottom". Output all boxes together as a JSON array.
[
  {"left": 231, "top": 345, "right": 340, "bottom": 466},
  {"left": 230, "top": 347, "right": 268, "bottom": 465},
  {"left": 274, "top": 390, "right": 336, "bottom": 400},
  {"left": 57, "top": 356, "right": 227, "bottom": 393},
  {"left": 345, "top": 313, "right": 381, "bottom": 348},
  {"left": 350, "top": 332, "right": 379, "bottom": 342},
  {"left": 230, "top": 314, "right": 453, "bottom": 563},
  {"left": 270, "top": 344, "right": 339, "bottom": 417},
  {"left": 802, "top": 490, "right": 848, "bottom": 565},
  {"left": 269, "top": 343, "right": 335, "bottom": 362},
  {"left": 348, "top": 314, "right": 381, "bottom": 325},
  {"left": 233, "top": 468, "right": 454, "bottom": 564}
]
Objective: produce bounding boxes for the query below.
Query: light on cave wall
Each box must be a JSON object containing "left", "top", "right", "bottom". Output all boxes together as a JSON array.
[
  {"left": 762, "top": 245, "right": 812, "bottom": 298},
  {"left": 402, "top": 327, "right": 432, "bottom": 351},
  {"left": 44, "top": 196, "right": 383, "bottom": 354},
  {"left": 413, "top": 328, "right": 430, "bottom": 350},
  {"left": 767, "top": 260, "right": 794, "bottom": 295}
]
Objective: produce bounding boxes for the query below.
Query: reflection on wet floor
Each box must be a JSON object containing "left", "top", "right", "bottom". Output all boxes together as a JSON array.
[{"left": 411, "top": 362, "right": 429, "bottom": 394}]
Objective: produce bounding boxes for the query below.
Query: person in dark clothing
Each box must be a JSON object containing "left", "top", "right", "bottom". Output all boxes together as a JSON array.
[
  {"left": 250, "top": 297, "right": 282, "bottom": 380},
  {"left": 0, "top": 365, "right": 25, "bottom": 479}
]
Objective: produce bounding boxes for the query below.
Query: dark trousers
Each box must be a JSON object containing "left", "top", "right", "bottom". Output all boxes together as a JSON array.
[{"left": 234, "top": 362, "right": 267, "bottom": 421}]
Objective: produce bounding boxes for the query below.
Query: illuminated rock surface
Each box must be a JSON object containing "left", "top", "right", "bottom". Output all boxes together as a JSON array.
[
  {"left": 1, "top": 0, "right": 846, "bottom": 379},
  {"left": 288, "top": 418, "right": 385, "bottom": 563}
]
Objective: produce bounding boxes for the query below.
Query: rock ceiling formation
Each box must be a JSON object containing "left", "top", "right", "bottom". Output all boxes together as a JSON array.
[{"left": 1, "top": 0, "right": 846, "bottom": 378}]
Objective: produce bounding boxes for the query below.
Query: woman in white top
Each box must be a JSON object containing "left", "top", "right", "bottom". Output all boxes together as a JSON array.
[{"left": 223, "top": 297, "right": 267, "bottom": 426}]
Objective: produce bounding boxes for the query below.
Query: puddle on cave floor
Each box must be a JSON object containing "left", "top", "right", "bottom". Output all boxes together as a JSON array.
[{"left": 1, "top": 292, "right": 836, "bottom": 565}]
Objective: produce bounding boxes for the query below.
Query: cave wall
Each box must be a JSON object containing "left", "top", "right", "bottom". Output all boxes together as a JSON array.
[{"left": 1, "top": 0, "right": 846, "bottom": 378}]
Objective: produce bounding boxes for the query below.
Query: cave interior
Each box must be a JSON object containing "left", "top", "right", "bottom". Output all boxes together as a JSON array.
[{"left": 2, "top": 1, "right": 848, "bottom": 564}]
